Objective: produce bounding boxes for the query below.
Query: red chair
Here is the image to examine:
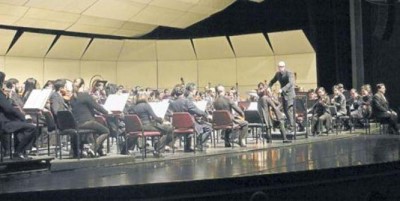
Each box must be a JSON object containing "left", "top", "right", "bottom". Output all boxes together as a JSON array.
[
  {"left": 172, "top": 112, "right": 197, "bottom": 154},
  {"left": 212, "top": 110, "right": 240, "bottom": 148},
  {"left": 124, "top": 115, "right": 161, "bottom": 160}
]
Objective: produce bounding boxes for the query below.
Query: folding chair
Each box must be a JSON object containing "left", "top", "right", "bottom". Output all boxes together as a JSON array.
[
  {"left": 56, "top": 111, "right": 95, "bottom": 159},
  {"left": 124, "top": 115, "right": 161, "bottom": 159},
  {"left": 212, "top": 110, "right": 240, "bottom": 148},
  {"left": 172, "top": 112, "right": 197, "bottom": 153},
  {"left": 244, "top": 110, "right": 263, "bottom": 144}
]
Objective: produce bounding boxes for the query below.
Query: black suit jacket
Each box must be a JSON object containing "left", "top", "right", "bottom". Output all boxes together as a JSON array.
[
  {"left": 70, "top": 92, "right": 108, "bottom": 124},
  {"left": 268, "top": 71, "right": 295, "bottom": 102},
  {"left": 0, "top": 91, "right": 26, "bottom": 132},
  {"left": 166, "top": 97, "right": 206, "bottom": 118},
  {"left": 49, "top": 91, "right": 69, "bottom": 117},
  {"left": 372, "top": 93, "right": 390, "bottom": 118},
  {"left": 213, "top": 96, "right": 244, "bottom": 118}
]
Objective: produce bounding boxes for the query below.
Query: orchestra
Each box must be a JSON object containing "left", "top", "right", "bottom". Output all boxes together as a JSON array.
[{"left": 0, "top": 60, "right": 393, "bottom": 161}]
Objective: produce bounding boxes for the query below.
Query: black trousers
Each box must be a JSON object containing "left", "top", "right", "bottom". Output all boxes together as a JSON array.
[
  {"left": 1, "top": 121, "right": 36, "bottom": 154},
  {"left": 72, "top": 120, "right": 110, "bottom": 155}
]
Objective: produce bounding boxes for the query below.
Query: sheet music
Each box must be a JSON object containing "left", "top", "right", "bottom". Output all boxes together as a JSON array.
[
  {"left": 194, "top": 101, "right": 207, "bottom": 111},
  {"left": 247, "top": 102, "right": 258, "bottom": 111},
  {"left": 23, "top": 89, "right": 52, "bottom": 110},
  {"left": 149, "top": 102, "right": 170, "bottom": 118},
  {"left": 103, "top": 93, "right": 129, "bottom": 112}
]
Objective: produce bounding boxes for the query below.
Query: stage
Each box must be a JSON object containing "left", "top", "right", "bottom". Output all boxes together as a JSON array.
[{"left": 1, "top": 132, "right": 400, "bottom": 200}]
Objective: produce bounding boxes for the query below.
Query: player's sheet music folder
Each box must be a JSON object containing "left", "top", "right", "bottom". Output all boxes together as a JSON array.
[
  {"left": 246, "top": 102, "right": 258, "bottom": 111},
  {"left": 23, "top": 89, "right": 52, "bottom": 112},
  {"left": 194, "top": 101, "right": 207, "bottom": 111},
  {"left": 149, "top": 101, "right": 170, "bottom": 118},
  {"left": 103, "top": 93, "right": 129, "bottom": 113}
]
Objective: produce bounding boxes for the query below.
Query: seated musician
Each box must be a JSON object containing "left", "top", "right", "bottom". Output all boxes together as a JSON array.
[
  {"left": 5, "top": 78, "right": 24, "bottom": 108},
  {"left": 372, "top": 83, "right": 399, "bottom": 134},
  {"left": 331, "top": 85, "right": 347, "bottom": 117},
  {"left": 166, "top": 84, "right": 212, "bottom": 152},
  {"left": 70, "top": 78, "right": 110, "bottom": 157},
  {"left": 360, "top": 84, "right": 372, "bottom": 118},
  {"left": 126, "top": 92, "right": 173, "bottom": 157},
  {"left": 310, "top": 87, "right": 332, "bottom": 135},
  {"left": 0, "top": 71, "right": 36, "bottom": 160},
  {"left": 90, "top": 79, "right": 107, "bottom": 105},
  {"left": 257, "top": 86, "right": 291, "bottom": 143},
  {"left": 50, "top": 79, "right": 70, "bottom": 120},
  {"left": 213, "top": 85, "right": 248, "bottom": 147},
  {"left": 348, "top": 89, "right": 363, "bottom": 118}
]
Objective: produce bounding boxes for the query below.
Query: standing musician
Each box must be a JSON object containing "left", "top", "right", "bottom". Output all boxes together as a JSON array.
[
  {"left": 268, "top": 61, "right": 296, "bottom": 131},
  {"left": 257, "top": 86, "right": 291, "bottom": 143},
  {"left": 213, "top": 84, "right": 248, "bottom": 147},
  {"left": 310, "top": 87, "right": 332, "bottom": 135}
]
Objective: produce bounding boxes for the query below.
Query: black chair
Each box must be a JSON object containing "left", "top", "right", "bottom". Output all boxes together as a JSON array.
[
  {"left": 56, "top": 111, "right": 94, "bottom": 159},
  {"left": 244, "top": 110, "right": 263, "bottom": 144},
  {"left": 42, "top": 111, "right": 56, "bottom": 156}
]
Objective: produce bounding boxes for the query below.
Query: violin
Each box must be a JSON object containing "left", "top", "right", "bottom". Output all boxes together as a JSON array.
[{"left": 60, "top": 88, "right": 71, "bottom": 101}]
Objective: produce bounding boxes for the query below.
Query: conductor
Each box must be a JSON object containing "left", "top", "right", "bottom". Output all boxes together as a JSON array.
[{"left": 268, "top": 61, "right": 296, "bottom": 131}]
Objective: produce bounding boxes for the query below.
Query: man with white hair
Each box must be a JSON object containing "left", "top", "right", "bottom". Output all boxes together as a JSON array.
[
  {"left": 268, "top": 61, "right": 296, "bottom": 131},
  {"left": 213, "top": 84, "right": 248, "bottom": 147}
]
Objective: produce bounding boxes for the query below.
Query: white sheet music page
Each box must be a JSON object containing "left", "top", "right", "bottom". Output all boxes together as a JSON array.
[
  {"left": 194, "top": 101, "right": 207, "bottom": 111},
  {"left": 103, "top": 93, "right": 129, "bottom": 112},
  {"left": 247, "top": 102, "right": 258, "bottom": 111},
  {"left": 23, "top": 89, "right": 52, "bottom": 110},
  {"left": 149, "top": 102, "right": 170, "bottom": 118}
]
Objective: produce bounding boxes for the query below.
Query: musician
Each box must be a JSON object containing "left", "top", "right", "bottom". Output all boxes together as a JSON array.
[
  {"left": 90, "top": 80, "right": 107, "bottom": 105},
  {"left": 185, "top": 82, "right": 197, "bottom": 101},
  {"left": 310, "top": 87, "right": 332, "bottom": 135},
  {"left": 166, "top": 84, "right": 212, "bottom": 152},
  {"left": 126, "top": 92, "right": 173, "bottom": 157},
  {"left": 49, "top": 79, "right": 70, "bottom": 120},
  {"left": 268, "top": 61, "right": 296, "bottom": 131},
  {"left": 258, "top": 87, "right": 291, "bottom": 143},
  {"left": 70, "top": 78, "right": 110, "bottom": 157},
  {"left": 22, "top": 78, "right": 38, "bottom": 104},
  {"left": 5, "top": 78, "right": 24, "bottom": 108},
  {"left": 0, "top": 71, "right": 36, "bottom": 160},
  {"left": 337, "top": 83, "right": 351, "bottom": 104},
  {"left": 348, "top": 89, "right": 363, "bottom": 118},
  {"left": 360, "top": 84, "right": 372, "bottom": 118},
  {"left": 332, "top": 85, "right": 347, "bottom": 116},
  {"left": 213, "top": 85, "right": 248, "bottom": 147},
  {"left": 372, "top": 83, "right": 399, "bottom": 134}
]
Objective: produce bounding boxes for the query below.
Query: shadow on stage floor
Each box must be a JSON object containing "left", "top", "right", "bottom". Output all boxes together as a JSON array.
[{"left": 1, "top": 131, "right": 400, "bottom": 201}]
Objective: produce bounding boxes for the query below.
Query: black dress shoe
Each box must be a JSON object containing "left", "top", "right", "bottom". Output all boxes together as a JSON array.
[
  {"left": 13, "top": 153, "right": 29, "bottom": 160},
  {"left": 283, "top": 140, "right": 292, "bottom": 143},
  {"left": 184, "top": 148, "right": 194, "bottom": 153},
  {"left": 23, "top": 154, "right": 33, "bottom": 160},
  {"left": 153, "top": 150, "right": 162, "bottom": 158},
  {"left": 224, "top": 142, "right": 231, "bottom": 147},
  {"left": 97, "top": 150, "right": 107, "bottom": 157}
]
